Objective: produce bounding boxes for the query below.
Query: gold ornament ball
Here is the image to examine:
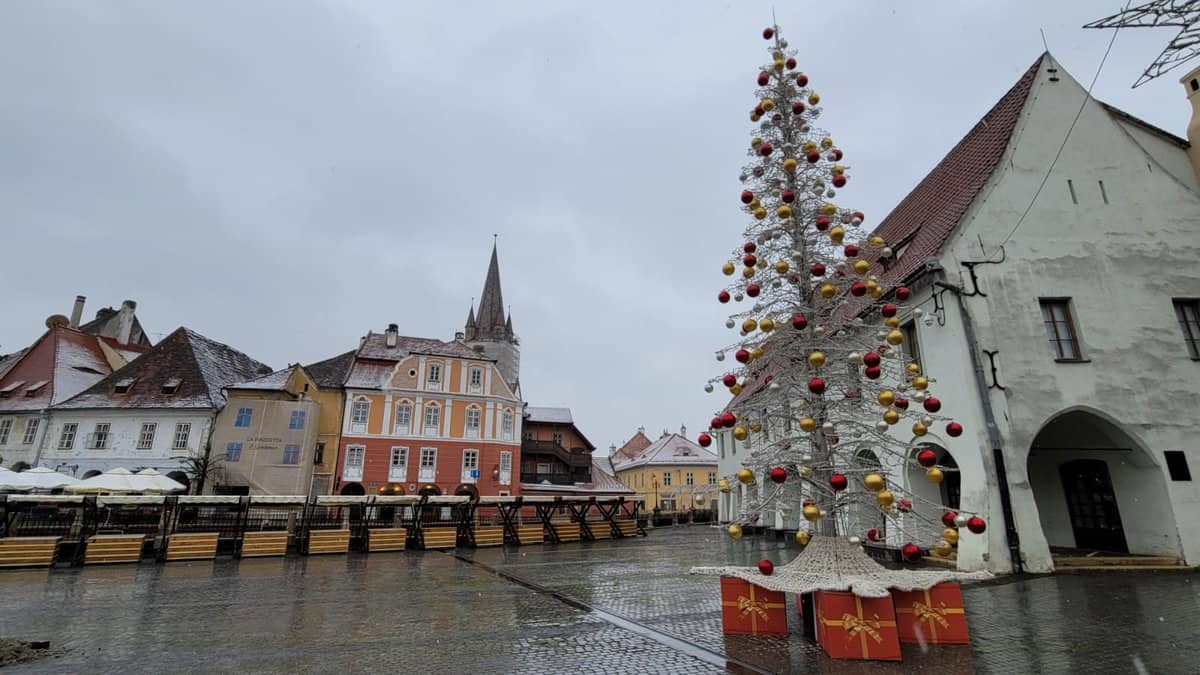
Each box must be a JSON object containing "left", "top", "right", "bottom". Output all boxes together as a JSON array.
[
  {"left": 876, "top": 489, "right": 895, "bottom": 508},
  {"left": 795, "top": 530, "right": 811, "bottom": 546},
  {"left": 926, "top": 467, "right": 944, "bottom": 484},
  {"left": 912, "top": 421, "right": 928, "bottom": 436},
  {"left": 694, "top": 494, "right": 707, "bottom": 505},
  {"left": 760, "top": 317, "right": 776, "bottom": 332},
  {"left": 722, "top": 262, "right": 736, "bottom": 276},
  {"left": 774, "top": 58, "right": 785, "bottom": 71},
  {"left": 832, "top": 164, "right": 845, "bottom": 175},
  {"left": 799, "top": 466, "right": 813, "bottom": 478},
  {"left": 799, "top": 417, "right": 818, "bottom": 433},
  {"left": 737, "top": 468, "right": 756, "bottom": 484},
  {"left": 864, "top": 473, "right": 886, "bottom": 492},
  {"left": 749, "top": 198, "right": 761, "bottom": 209},
  {"left": 730, "top": 383, "right": 743, "bottom": 395},
  {"left": 809, "top": 92, "right": 821, "bottom": 105},
  {"left": 906, "top": 363, "right": 921, "bottom": 374},
  {"left": 865, "top": 279, "right": 880, "bottom": 292},
  {"left": 784, "top": 159, "right": 798, "bottom": 174},
  {"left": 777, "top": 205, "right": 792, "bottom": 219},
  {"left": 728, "top": 523, "right": 744, "bottom": 540},
  {"left": 943, "top": 528, "right": 960, "bottom": 545},
  {"left": 750, "top": 112, "right": 760, "bottom": 122},
  {"left": 749, "top": 420, "right": 762, "bottom": 433},
  {"left": 870, "top": 286, "right": 885, "bottom": 299},
  {"left": 820, "top": 137, "right": 833, "bottom": 149},
  {"left": 756, "top": 257, "right": 767, "bottom": 269},
  {"left": 886, "top": 330, "right": 905, "bottom": 345},
  {"left": 743, "top": 267, "right": 756, "bottom": 279},
  {"left": 820, "top": 283, "right": 838, "bottom": 299},
  {"left": 819, "top": 203, "right": 837, "bottom": 216},
  {"left": 933, "top": 540, "right": 953, "bottom": 557},
  {"left": 718, "top": 478, "right": 731, "bottom": 493},
  {"left": 869, "top": 235, "right": 885, "bottom": 246},
  {"left": 913, "top": 376, "right": 929, "bottom": 390},
  {"left": 751, "top": 137, "right": 763, "bottom": 147},
  {"left": 761, "top": 98, "right": 775, "bottom": 111},
  {"left": 775, "top": 260, "right": 790, "bottom": 274},
  {"left": 829, "top": 226, "right": 845, "bottom": 244},
  {"left": 754, "top": 208, "right": 767, "bottom": 220},
  {"left": 803, "top": 504, "right": 822, "bottom": 522},
  {"left": 878, "top": 390, "right": 896, "bottom": 406},
  {"left": 803, "top": 140, "right": 818, "bottom": 152},
  {"left": 808, "top": 351, "right": 827, "bottom": 368},
  {"left": 743, "top": 318, "right": 758, "bottom": 332},
  {"left": 733, "top": 426, "right": 749, "bottom": 441},
  {"left": 883, "top": 410, "right": 901, "bottom": 425},
  {"left": 884, "top": 317, "right": 901, "bottom": 329},
  {"left": 853, "top": 260, "right": 870, "bottom": 275},
  {"left": 750, "top": 347, "right": 764, "bottom": 359}
]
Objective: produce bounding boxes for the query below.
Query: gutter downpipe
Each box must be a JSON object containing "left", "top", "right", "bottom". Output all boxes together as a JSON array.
[{"left": 933, "top": 278, "right": 1023, "bottom": 574}]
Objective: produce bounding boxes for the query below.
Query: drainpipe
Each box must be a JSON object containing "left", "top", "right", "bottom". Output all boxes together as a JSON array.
[{"left": 933, "top": 279, "right": 1023, "bottom": 574}]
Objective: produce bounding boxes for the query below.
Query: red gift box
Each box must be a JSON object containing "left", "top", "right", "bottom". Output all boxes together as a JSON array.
[
  {"left": 814, "top": 590, "right": 901, "bottom": 661},
  {"left": 892, "top": 582, "right": 969, "bottom": 644},
  {"left": 719, "top": 577, "right": 788, "bottom": 635}
]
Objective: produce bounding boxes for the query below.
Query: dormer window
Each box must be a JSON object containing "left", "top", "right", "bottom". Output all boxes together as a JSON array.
[
  {"left": 24, "top": 380, "right": 48, "bottom": 397},
  {"left": 162, "top": 378, "right": 182, "bottom": 395},
  {"left": 113, "top": 377, "right": 137, "bottom": 394},
  {"left": 0, "top": 381, "right": 26, "bottom": 398}
]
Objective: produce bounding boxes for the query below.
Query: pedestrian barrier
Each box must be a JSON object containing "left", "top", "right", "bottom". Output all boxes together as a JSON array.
[{"left": 0, "top": 493, "right": 646, "bottom": 568}]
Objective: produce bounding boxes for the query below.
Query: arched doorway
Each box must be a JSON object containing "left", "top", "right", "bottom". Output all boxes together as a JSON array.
[
  {"left": 453, "top": 483, "right": 479, "bottom": 500},
  {"left": 905, "top": 444, "right": 959, "bottom": 545},
  {"left": 1027, "top": 409, "right": 1178, "bottom": 558},
  {"left": 418, "top": 484, "right": 442, "bottom": 497},
  {"left": 340, "top": 482, "right": 366, "bottom": 496},
  {"left": 166, "top": 471, "right": 191, "bottom": 493},
  {"left": 842, "top": 448, "right": 886, "bottom": 540}
]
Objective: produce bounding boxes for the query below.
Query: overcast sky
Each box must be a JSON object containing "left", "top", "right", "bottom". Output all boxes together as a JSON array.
[{"left": 0, "top": 1, "right": 1191, "bottom": 451}]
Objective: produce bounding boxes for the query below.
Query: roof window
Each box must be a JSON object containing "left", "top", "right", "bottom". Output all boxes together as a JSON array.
[
  {"left": 24, "top": 380, "right": 49, "bottom": 397},
  {"left": 114, "top": 377, "right": 137, "bottom": 394},
  {"left": 162, "top": 378, "right": 182, "bottom": 394},
  {"left": 0, "top": 381, "right": 26, "bottom": 398}
]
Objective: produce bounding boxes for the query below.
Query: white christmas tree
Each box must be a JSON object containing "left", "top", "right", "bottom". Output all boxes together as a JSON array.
[{"left": 698, "top": 24, "right": 986, "bottom": 562}]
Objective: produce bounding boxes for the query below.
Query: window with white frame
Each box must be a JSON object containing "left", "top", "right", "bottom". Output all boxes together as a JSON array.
[
  {"left": 21, "top": 418, "right": 40, "bottom": 445},
  {"left": 172, "top": 423, "right": 191, "bottom": 451},
  {"left": 419, "top": 447, "right": 437, "bottom": 481},
  {"left": 502, "top": 410, "right": 514, "bottom": 440},
  {"left": 426, "top": 363, "right": 442, "bottom": 390},
  {"left": 553, "top": 431, "right": 564, "bottom": 446},
  {"left": 394, "top": 401, "right": 413, "bottom": 434},
  {"left": 462, "top": 448, "right": 479, "bottom": 481},
  {"left": 423, "top": 403, "right": 440, "bottom": 436},
  {"left": 344, "top": 445, "right": 365, "bottom": 479},
  {"left": 225, "top": 442, "right": 242, "bottom": 462},
  {"left": 465, "top": 406, "right": 481, "bottom": 438},
  {"left": 351, "top": 398, "right": 370, "bottom": 424},
  {"left": 137, "top": 423, "right": 157, "bottom": 450},
  {"left": 389, "top": 446, "right": 408, "bottom": 481},
  {"left": 708, "top": 472, "right": 717, "bottom": 485},
  {"left": 499, "top": 450, "right": 512, "bottom": 485},
  {"left": 234, "top": 407, "right": 253, "bottom": 428},
  {"left": 468, "top": 367, "right": 483, "bottom": 393},
  {"left": 0, "top": 419, "right": 11, "bottom": 445},
  {"left": 288, "top": 410, "right": 306, "bottom": 430},
  {"left": 686, "top": 472, "right": 694, "bottom": 486},
  {"left": 58, "top": 423, "right": 78, "bottom": 450},
  {"left": 282, "top": 444, "right": 301, "bottom": 465},
  {"left": 89, "top": 423, "right": 110, "bottom": 449}
]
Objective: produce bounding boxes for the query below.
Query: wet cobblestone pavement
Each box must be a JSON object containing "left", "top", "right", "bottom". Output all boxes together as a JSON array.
[{"left": 1, "top": 527, "right": 1197, "bottom": 673}]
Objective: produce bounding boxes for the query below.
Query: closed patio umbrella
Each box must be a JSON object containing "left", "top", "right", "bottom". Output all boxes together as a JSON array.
[
  {"left": 9, "top": 466, "right": 79, "bottom": 490},
  {"left": 134, "top": 468, "right": 187, "bottom": 493},
  {"left": 66, "top": 467, "right": 145, "bottom": 494}
]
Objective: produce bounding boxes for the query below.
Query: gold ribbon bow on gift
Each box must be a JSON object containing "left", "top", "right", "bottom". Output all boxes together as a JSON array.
[
  {"left": 737, "top": 596, "right": 771, "bottom": 621},
  {"left": 912, "top": 601, "right": 952, "bottom": 629},
  {"left": 840, "top": 612, "right": 885, "bottom": 644}
]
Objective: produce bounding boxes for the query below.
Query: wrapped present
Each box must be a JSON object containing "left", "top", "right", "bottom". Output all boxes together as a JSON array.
[
  {"left": 719, "top": 577, "right": 788, "bottom": 635},
  {"left": 892, "top": 582, "right": 969, "bottom": 645},
  {"left": 814, "top": 590, "right": 901, "bottom": 661}
]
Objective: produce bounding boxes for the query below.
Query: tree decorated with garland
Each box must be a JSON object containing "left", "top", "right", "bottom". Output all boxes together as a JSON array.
[{"left": 696, "top": 24, "right": 986, "bottom": 562}]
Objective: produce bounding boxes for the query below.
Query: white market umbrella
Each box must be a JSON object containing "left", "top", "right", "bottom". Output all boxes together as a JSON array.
[
  {"left": 10, "top": 466, "right": 80, "bottom": 490},
  {"left": 66, "top": 467, "right": 146, "bottom": 494},
  {"left": 135, "top": 468, "right": 187, "bottom": 493},
  {"left": 0, "top": 467, "right": 32, "bottom": 492}
]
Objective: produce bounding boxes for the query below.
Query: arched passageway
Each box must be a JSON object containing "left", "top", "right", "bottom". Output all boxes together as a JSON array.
[
  {"left": 905, "top": 444, "right": 960, "bottom": 545},
  {"left": 339, "top": 482, "right": 366, "bottom": 496}
]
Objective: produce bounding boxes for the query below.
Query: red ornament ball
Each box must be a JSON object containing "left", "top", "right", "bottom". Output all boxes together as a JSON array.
[
  {"left": 832, "top": 175, "right": 847, "bottom": 188},
  {"left": 769, "top": 467, "right": 787, "bottom": 484},
  {"left": 893, "top": 398, "right": 909, "bottom": 410},
  {"left": 815, "top": 216, "right": 831, "bottom": 231},
  {"left": 722, "top": 374, "right": 737, "bottom": 388},
  {"left": 698, "top": 433, "right": 712, "bottom": 447},
  {"left": 881, "top": 303, "right": 897, "bottom": 318},
  {"left": 946, "top": 421, "right": 964, "bottom": 437},
  {"left": 762, "top": 27, "right": 775, "bottom": 39},
  {"left": 785, "top": 57, "right": 796, "bottom": 70},
  {"left": 850, "top": 282, "right": 867, "bottom": 297},
  {"left": 758, "top": 559, "right": 775, "bottom": 575},
  {"left": 795, "top": 73, "right": 809, "bottom": 87},
  {"left": 791, "top": 314, "right": 808, "bottom": 330},
  {"left": 743, "top": 241, "right": 757, "bottom": 253},
  {"left": 746, "top": 283, "right": 761, "bottom": 298},
  {"left": 866, "top": 528, "right": 882, "bottom": 542},
  {"left": 757, "top": 72, "right": 770, "bottom": 86},
  {"left": 810, "top": 263, "right": 826, "bottom": 277},
  {"left": 967, "top": 516, "right": 987, "bottom": 534},
  {"left": 844, "top": 244, "right": 860, "bottom": 258},
  {"left": 720, "top": 412, "right": 737, "bottom": 428},
  {"left": 829, "top": 473, "right": 848, "bottom": 491},
  {"left": 781, "top": 189, "right": 795, "bottom": 203},
  {"left": 740, "top": 190, "right": 754, "bottom": 204},
  {"left": 759, "top": 143, "right": 773, "bottom": 157},
  {"left": 743, "top": 253, "right": 757, "bottom": 267},
  {"left": 863, "top": 351, "right": 881, "bottom": 367},
  {"left": 923, "top": 397, "right": 942, "bottom": 413},
  {"left": 754, "top": 104, "right": 765, "bottom": 116},
  {"left": 808, "top": 378, "right": 826, "bottom": 395},
  {"left": 806, "top": 150, "right": 821, "bottom": 163},
  {"left": 718, "top": 290, "right": 730, "bottom": 304},
  {"left": 896, "top": 286, "right": 912, "bottom": 301},
  {"left": 864, "top": 365, "right": 882, "bottom": 380},
  {"left": 710, "top": 416, "right": 722, "bottom": 429},
  {"left": 897, "top": 499, "right": 912, "bottom": 513},
  {"left": 791, "top": 101, "right": 806, "bottom": 115},
  {"left": 917, "top": 449, "right": 938, "bottom": 468},
  {"left": 764, "top": 375, "right": 773, "bottom": 383},
  {"left": 901, "top": 543, "right": 923, "bottom": 562},
  {"left": 735, "top": 349, "right": 751, "bottom": 364},
  {"left": 941, "top": 511, "right": 959, "bottom": 528},
  {"left": 832, "top": 149, "right": 844, "bottom": 161}
]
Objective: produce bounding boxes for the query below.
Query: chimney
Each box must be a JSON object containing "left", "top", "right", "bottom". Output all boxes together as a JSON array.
[
  {"left": 385, "top": 323, "right": 398, "bottom": 348},
  {"left": 116, "top": 300, "right": 136, "bottom": 345},
  {"left": 637, "top": 426, "right": 645, "bottom": 435},
  {"left": 1182, "top": 64, "right": 1200, "bottom": 186},
  {"left": 680, "top": 424, "right": 687, "bottom": 438},
  {"left": 454, "top": 330, "right": 465, "bottom": 341},
  {"left": 609, "top": 443, "right": 617, "bottom": 456},
  {"left": 69, "top": 295, "right": 86, "bottom": 329}
]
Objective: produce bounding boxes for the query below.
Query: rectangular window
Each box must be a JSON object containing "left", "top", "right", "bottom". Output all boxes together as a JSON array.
[
  {"left": 282, "top": 444, "right": 301, "bottom": 465},
  {"left": 423, "top": 404, "right": 440, "bottom": 436},
  {"left": 21, "top": 418, "right": 39, "bottom": 445},
  {"left": 1165, "top": 451, "right": 1192, "bottom": 481},
  {"left": 536, "top": 462, "right": 553, "bottom": 474},
  {"left": 708, "top": 472, "right": 717, "bottom": 485},
  {"left": 662, "top": 472, "right": 672, "bottom": 487},
  {"left": 465, "top": 407, "right": 481, "bottom": 438},
  {"left": 344, "top": 445, "right": 365, "bottom": 479},
  {"left": 553, "top": 432, "right": 564, "bottom": 446},
  {"left": 390, "top": 446, "right": 409, "bottom": 481},
  {"left": 351, "top": 400, "right": 369, "bottom": 424},
  {"left": 225, "top": 442, "right": 243, "bottom": 462},
  {"left": 314, "top": 442, "right": 325, "bottom": 465},
  {"left": 500, "top": 450, "right": 512, "bottom": 472},
  {"left": 462, "top": 448, "right": 479, "bottom": 481},
  {"left": 901, "top": 320, "right": 922, "bottom": 368},
  {"left": 523, "top": 430, "right": 533, "bottom": 441},
  {"left": 468, "top": 368, "right": 483, "bottom": 392},
  {"left": 419, "top": 447, "right": 437, "bottom": 481},
  {"left": 0, "top": 419, "right": 11, "bottom": 445},
  {"left": 172, "top": 423, "right": 191, "bottom": 451},
  {"left": 1173, "top": 299, "right": 1200, "bottom": 360},
  {"left": 234, "top": 407, "right": 253, "bottom": 428},
  {"left": 137, "top": 423, "right": 157, "bottom": 450},
  {"left": 1039, "top": 299, "right": 1083, "bottom": 361},
  {"left": 288, "top": 410, "right": 306, "bottom": 430},
  {"left": 502, "top": 411, "right": 514, "bottom": 440},
  {"left": 686, "top": 472, "right": 694, "bottom": 486},
  {"left": 426, "top": 363, "right": 442, "bottom": 390},
  {"left": 90, "top": 423, "right": 110, "bottom": 449},
  {"left": 58, "top": 423, "right": 78, "bottom": 450},
  {"left": 394, "top": 403, "right": 412, "bottom": 434}
]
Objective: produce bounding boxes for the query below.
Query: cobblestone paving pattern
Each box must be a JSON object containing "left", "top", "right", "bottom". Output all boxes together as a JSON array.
[{"left": 0, "top": 526, "right": 1196, "bottom": 673}]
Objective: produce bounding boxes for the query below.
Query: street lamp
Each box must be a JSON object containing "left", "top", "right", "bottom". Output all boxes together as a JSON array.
[{"left": 652, "top": 476, "right": 659, "bottom": 512}]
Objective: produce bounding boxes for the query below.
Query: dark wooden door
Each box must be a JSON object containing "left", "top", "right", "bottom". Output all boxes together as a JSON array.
[{"left": 1059, "top": 459, "right": 1128, "bottom": 553}]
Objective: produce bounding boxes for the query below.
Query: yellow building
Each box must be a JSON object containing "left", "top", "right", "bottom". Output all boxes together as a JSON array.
[
  {"left": 303, "top": 351, "right": 355, "bottom": 495},
  {"left": 610, "top": 429, "right": 718, "bottom": 511}
]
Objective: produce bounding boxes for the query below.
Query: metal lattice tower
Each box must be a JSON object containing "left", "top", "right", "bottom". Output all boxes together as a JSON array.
[{"left": 1085, "top": 0, "right": 1200, "bottom": 87}]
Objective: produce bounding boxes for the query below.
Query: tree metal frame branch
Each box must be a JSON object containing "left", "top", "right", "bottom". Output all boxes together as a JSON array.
[{"left": 1085, "top": 0, "right": 1200, "bottom": 87}]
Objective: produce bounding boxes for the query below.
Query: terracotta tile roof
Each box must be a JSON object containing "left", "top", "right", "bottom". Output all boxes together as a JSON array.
[
  {"left": 357, "top": 332, "right": 486, "bottom": 361},
  {"left": 0, "top": 348, "right": 29, "bottom": 380},
  {"left": 613, "top": 431, "right": 652, "bottom": 461},
  {"left": 304, "top": 350, "right": 355, "bottom": 388},
  {"left": 0, "top": 328, "right": 116, "bottom": 412},
  {"left": 54, "top": 327, "right": 270, "bottom": 410},
  {"left": 869, "top": 55, "right": 1044, "bottom": 284},
  {"left": 614, "top": 433, "right": 718, "bottom": 470}
]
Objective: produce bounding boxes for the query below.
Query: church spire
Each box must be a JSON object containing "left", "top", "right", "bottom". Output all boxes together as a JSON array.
[{"left": 472, "top": 238, "right": 512, "bottom": 340}]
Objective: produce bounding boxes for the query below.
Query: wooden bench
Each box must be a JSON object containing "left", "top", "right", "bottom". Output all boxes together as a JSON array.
[
  {"left": 0, "top": 537, "right": 60, "bottom": 568},
  {"left": 421, "top": 527, "right": 458, "bottom": 550},
  {"left": 472, "top": 525, "right": 505, "bottom": 547},
  {"left": 515, "top": 524, "right": 544, "bottom": 545},
  {"left": 241, "top": 531, "right": 289, "bottom": 557},
  {"left": 614, "top": 519, "right": 639, "bottom": 537},
  {"left": 165, "top": 532, "right": 219, "bottom": 562},
  {"left": 84, "top": 534, "right": 146, "bottom": 565},
  {"left": 551, "top": 519, "right": 581, "bottom": 543},
  {"left": 367, "top": 528, "right": 408, "bottom": 552},
  {"left": 306, "top": 529, "right": 350, "bottom": 555}
]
